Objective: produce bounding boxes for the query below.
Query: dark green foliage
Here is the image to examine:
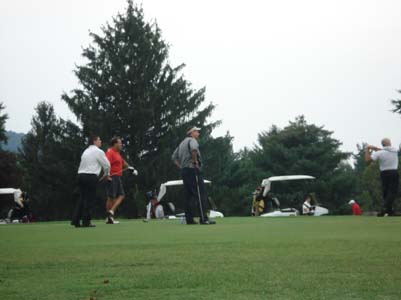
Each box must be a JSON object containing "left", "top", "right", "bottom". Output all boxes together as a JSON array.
[
  {"left": 0, "top": 103, "right": 23, "bottom": 217},
  {"left": 20, "top": 102, "right": 85, "bottom": 220},
  {"left": 0, "top": 151, "right": 23, "bottom": 189},
  {"left": 0, "top": 102, "right": 8, "bottom": 146},
  {"left": 360, "top": 161, "right": 382, "bottom": 212},
  {"left": 201, "top": 133, "right": 240, "bottom": 214},
  {"left": 249, "top": 116, "right": 352, "bottom": 213},
  {"left": 391, "top": 89, "right": 401, "bottom": 114},
  {"left": 353, "top": 143, "right": 368, "bottom": 175},
  {"left": 0, "top": 151, "right": 24, "bottom": 218}
]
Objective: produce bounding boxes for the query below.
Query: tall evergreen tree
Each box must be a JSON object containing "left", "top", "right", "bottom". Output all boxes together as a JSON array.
[
  {"left": 62, "top": 1, "right": 217, "bottom": 195},
  {"left": 20, "top": 102, "right": 85, "bottom": 220}
]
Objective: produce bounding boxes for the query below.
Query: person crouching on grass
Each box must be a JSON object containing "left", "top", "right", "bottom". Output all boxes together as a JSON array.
[
  {"left": 348, "top": 200, "right": 362, "bottom": 216},
  {"left": 105, "top": 136, "right": 128, "bottom": 224}
]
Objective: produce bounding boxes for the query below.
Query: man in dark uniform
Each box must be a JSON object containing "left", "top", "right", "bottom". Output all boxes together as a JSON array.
[{"left": 172, "top": 126, "right": 215, "bottom": 225}]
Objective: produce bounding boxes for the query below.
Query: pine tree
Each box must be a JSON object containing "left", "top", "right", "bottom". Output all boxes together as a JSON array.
[
  {"left": 20, "top": 102, "right": 85, "bottom": 220},
  {"left": 62, "top": 1, "right": 217, "bottom": 194}
]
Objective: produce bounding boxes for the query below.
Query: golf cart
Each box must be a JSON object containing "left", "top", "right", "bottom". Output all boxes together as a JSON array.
[
  {"left": 144, "top": 180, "right": 224, "bottom": 221},
  {"left": 254, "top": 175, "right": 329, "bottom": 217},
  {"left": 0, "top": 188, "right": 33, "bottom": 224}
]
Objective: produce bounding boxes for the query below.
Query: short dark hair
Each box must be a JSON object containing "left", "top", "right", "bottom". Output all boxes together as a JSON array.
[
  {"left": 111, "top": 136, "right": 121, "bottom": 146},
  {"left": 90, "top": 135, "right": 100, "bottom": 145}
]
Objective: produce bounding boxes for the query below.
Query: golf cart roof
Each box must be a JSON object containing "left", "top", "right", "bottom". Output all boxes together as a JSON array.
[
  {"left": 0, "top": 188, "right": 22, "bottom": 202},
  {"left": 157, "top": 180, "right": 211, "bottom": 201},
  {"left": 261, "top": 175, "right": 315, "bottom": 196},
  {"left": 0, "top": 188, "right": 20, "bottom": 195},
  {"left": 262, "top": 175, "right": 315, "bottom": 184}
]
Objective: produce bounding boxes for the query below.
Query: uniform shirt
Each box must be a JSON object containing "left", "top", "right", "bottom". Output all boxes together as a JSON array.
[
  {"left": 106, "top": 147, "right": 124, "bottom": 176},
  {"left": 78, "top": 145, "right": 110, "bottom": 176},
  {"left": 351, "top": 203, "right": 362, "bottom": 215},
  {"left": 172, "top": 137, "right": 202, "bottom": 169},
  {"left": 371, "top": 146, "right": 399, "bottom": 171}
]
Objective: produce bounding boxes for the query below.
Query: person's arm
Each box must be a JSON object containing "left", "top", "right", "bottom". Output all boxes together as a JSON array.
[
  {"left": 172, "top": 147, "right": 181, "bottom": 169},
  {"left": 123, "top": 159, "right": 129, "bottom": 169},
  {"left": 191, "top": 149, "right": 199, "bottom": 168},
  {"left": 365, "top": 145, "right": 381, "bottom": 162},
  {"left": 189, "top": 139, "right": 200, "bottom": 168},
  {"left": 97, "top": 150, "right": 111, "bottom": 175}
]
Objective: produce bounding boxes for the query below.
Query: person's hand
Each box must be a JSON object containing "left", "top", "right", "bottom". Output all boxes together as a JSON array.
[
  {"left": 107, "top": 176, "right": 112, "bottom": 181},
  {"left": 128, "top": 166, "right": 138, "bottom": 176}
]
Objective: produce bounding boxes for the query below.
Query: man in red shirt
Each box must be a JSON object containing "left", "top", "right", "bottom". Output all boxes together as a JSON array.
[
  {"left": 105, "top": 137, "right": 128, "bottom": 224},
  {"left": 348, "top": 199, "right": 362, "bottom": 216}
]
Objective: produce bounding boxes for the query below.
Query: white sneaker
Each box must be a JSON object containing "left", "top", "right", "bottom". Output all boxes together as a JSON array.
[{"left": 106, "top": 210, "right": 115, "bottom": 224}]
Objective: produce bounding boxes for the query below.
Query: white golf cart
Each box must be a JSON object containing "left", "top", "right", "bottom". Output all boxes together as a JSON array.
[
  {"left": 0, "top": 188, "right": 24, "bottom": 224},
  {"left": 145, "top": 180, "right": 224, "bottom": 220},
  {"left": 257, "top": 175, "right": 329, "bottom": 217}
]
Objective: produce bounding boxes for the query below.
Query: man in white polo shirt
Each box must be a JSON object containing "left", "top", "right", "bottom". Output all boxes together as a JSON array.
[
  {"left": 71, "top": 135, "right": 110, "bottom": 227},
  {"left": 365, "top": 138, "right": 399, "bottom": 216}
]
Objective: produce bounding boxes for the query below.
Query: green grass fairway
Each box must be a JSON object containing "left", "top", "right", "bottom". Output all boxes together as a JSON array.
[{"left": 1, "top": 217, "right": 400, "bottom": 300}]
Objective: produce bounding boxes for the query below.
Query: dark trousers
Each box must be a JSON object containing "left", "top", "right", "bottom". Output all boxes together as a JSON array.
[
  {"left": 72, "top": 174, "right": 98, "bottom": 225},
  {"left": 380, "top": 170, "right": 399, "bottom": 215},
  {"left": 181, "top": 168, "right": 209, "bottom": 223}
]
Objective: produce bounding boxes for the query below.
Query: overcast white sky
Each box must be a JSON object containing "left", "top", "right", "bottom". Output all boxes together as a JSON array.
[{"left": 1, "top": 0, "right": 401, "bottom": 153}]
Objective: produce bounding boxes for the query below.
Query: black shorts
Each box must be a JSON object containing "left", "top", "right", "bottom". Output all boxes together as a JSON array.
[{"left": 107, "top": 176, "right": 125, "bottom": 199}]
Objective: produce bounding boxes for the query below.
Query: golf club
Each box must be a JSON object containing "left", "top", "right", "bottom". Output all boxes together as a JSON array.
[
  {"left": 99, "top": 166, "right": 138, "bottom": 181},
  {"left": 195, "top": 172, "right": 205, "bottom": 223}
]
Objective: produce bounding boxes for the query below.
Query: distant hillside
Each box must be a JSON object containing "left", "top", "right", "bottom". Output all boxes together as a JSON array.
[{"left": 0, "top": 131, "right": 25, "bottom": 153}]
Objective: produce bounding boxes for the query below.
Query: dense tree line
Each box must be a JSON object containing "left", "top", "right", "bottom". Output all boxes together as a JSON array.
[
  {"left": 1, "top": 1, "right": 400, "bottom": 220},
  {"left": 0, "top": 102, "right": 23, "bottom": 217}
]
